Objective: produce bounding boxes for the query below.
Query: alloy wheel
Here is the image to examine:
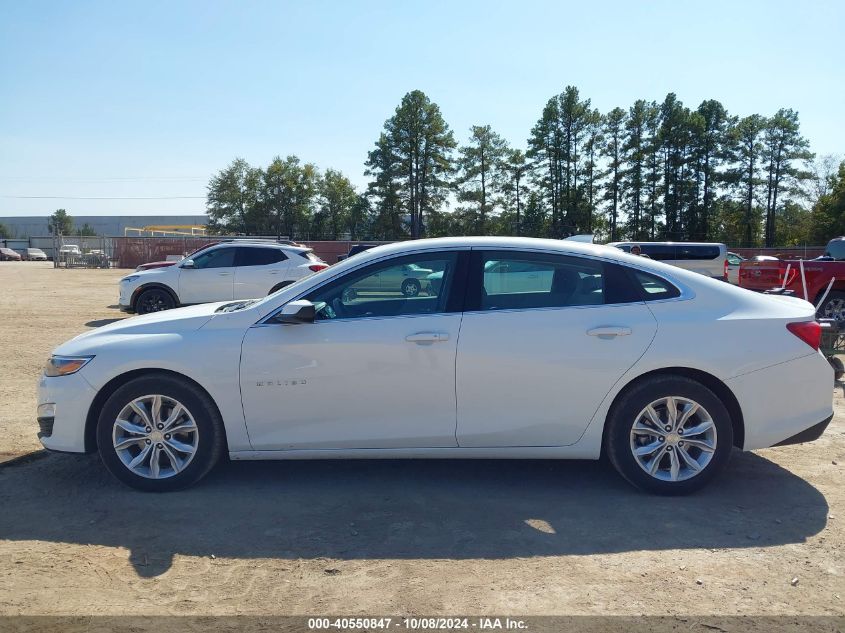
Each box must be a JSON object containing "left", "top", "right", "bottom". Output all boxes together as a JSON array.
[
  {"left": 629, "top": 396, "right": 717, "bottom": 482},
  {"left": 112, "top": 394, "right": 199, "bottom": 479},
  {"left": 823, "top": 298, "right": 845, "bottom": 323}
]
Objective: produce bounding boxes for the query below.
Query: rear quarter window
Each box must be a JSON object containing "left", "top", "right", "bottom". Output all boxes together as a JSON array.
[{"left": 630, "top": 270, "right": 681, "bottom": 301}]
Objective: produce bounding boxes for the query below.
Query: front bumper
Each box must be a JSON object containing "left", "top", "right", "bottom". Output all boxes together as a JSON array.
[{"left": 36, "top": 371, "right": 98, "bottom": 453}]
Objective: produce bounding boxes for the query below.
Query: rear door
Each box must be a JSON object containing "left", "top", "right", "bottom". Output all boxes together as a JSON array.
[
  {"left": 455, "top": 250, "right": 657, "bottom": 447},
  {"left": 233, "top": 247, "right": 291, "bottom": 299},
  {"left": 177, "top": 246, "right": 236, "bottom": 304}
]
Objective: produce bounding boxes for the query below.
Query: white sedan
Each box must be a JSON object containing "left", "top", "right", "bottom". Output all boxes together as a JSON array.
[{"left": 37, "top": 237, "right": 833, "bottom": 494}]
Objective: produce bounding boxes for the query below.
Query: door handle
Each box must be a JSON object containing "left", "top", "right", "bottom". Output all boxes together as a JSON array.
[
  {"left": 587, "top": 326, "right": 632, "bottom": 338},
  {"left": 269, "top": 270, "right": 281, "bottom": 275},
  {"left": 218, "top": 272, "right": 232, "bottom": 276},
  {"left": 405, "top": 332, "right": 449, "bottom": 344}
]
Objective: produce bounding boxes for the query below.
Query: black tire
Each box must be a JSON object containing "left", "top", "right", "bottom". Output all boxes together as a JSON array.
[
  {"left": 817, "top": 290, "right": 845, "bottom": 325},
  {"left": 401, "top": 279, "right": 421, "bottom": 297},
  {"left": 829, "top": 356, "right": 845, "bottom": 382},
  {"left": 135, "top": 287, "right": 176, "bottom": 314},
  {"left": 96, "top": 374, "right": 225, "bottom": 491},
  {"left": 605, "top": 376, "right": 733, "bottom": 495}
]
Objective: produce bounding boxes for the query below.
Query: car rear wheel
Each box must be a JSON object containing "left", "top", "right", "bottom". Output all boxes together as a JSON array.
[
  {"left": 401, "top": 279, "right": 421, "bottom": 297},
  {"left": 605, "top": 376, "right": 733, "bottom": 495},
  {"left": 96, "top": 375, "right": 225, "bottom": 491},
  {"left": 136, "top": 288, "right": 176, "bottom": 314},
  {"left": 818, "top": 290, "right": 845, "bottom": 325}
]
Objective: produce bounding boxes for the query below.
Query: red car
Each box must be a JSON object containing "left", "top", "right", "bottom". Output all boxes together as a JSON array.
[
  {"left": 0, "top": 247, "right": 22, "bottom": 261},
  {"left": 739, "top": 237, "right": 845, "bottom": 321}
]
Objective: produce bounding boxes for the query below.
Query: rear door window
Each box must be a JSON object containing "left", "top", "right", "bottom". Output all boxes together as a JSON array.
[
  {"left": 476, "top": 252, "right": 604, "bottom": 311},
  {"left": 236, "top": 247, "right": 287, "bottom": 267}
]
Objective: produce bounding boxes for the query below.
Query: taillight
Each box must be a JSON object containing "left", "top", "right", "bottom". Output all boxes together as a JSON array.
[
  {"left": 787, "top": 321, "right": 822, "bottom": 351},
  {"left": 723, "top": 259, "right": 728, "bottom": 281},
  {"left": 308, "top": 263, "right": 328, "bottom": 272}
]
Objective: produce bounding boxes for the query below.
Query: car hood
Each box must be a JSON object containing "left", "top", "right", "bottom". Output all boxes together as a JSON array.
[
  {"left": 54, "top": 302, "right": 228, "bottom": 356},
  {"left": 138, "top": 260, "right": 178, "bottom": 270}
]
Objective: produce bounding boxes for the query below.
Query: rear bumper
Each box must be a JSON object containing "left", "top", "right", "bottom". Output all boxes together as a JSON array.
[
  {"left": 727, "top": 351, "right": 834, "bottom": 450},
  {"left": 774, "top": 414, "right": 833, "bottom": 446}
]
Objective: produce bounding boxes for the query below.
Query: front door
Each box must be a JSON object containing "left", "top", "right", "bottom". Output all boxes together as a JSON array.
[
  {"left": 178, "top": 246, "right": 236, "bottom": 304},
  {"left": 456, "top": 250, "right": 657, "bottom": 447},
  {"left": 240, "top": 250, "right": 467, "bottom": 450}
]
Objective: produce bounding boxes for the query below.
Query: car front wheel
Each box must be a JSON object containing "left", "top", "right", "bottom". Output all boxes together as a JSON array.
[
  {"left": 96, "top": 374, "right": 225, "bottom": 491},
  {"left": 135, "top": 288, "right": 176, "bottom": 314},
  {"left": 605, "top": 376, "right": 733, "bottom": 495}
]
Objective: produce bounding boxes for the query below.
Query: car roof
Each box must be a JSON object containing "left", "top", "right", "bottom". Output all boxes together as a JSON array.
[
  {"left": 205, "top": 241, "right": 311, "bottom": 253},
  {"left": 608, "top": 241, "right": 726, "bottom": 247}
]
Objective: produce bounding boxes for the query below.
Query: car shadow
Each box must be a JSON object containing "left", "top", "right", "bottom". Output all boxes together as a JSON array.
[
  {"left": 0, "top": 451, "right": 828, "bottom": 578},
  {"left": 85, "top": 318, "right": 125, "bottom": 328}
]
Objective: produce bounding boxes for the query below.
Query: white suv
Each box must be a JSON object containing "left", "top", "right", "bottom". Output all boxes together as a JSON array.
[{"left": 119, "top": 241, "right": 327, "bottom": 314}]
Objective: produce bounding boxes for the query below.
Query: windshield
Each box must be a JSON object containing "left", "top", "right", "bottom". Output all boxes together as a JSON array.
[{"left": 825, "top": 240, "right": 845, "bottom": 260}]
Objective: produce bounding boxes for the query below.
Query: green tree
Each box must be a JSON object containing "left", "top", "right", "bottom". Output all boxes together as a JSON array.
[
  {"left": 347, "top": 194, "right": 373, "bottom": 241},
  {"left": 578, "top": 108, "right": 603, "bottom": 234},
  {"left": 456, "top": 125, "right": 510, "bottom": 234},
  {"left": 261, "top": 155, "right": 319, "bottom": 239},
  {"left": 75, "top": 223, "right": 97, "bottom": 236},
  {"left": 658, "top": 94, "right": 692, "bottom": 240},
  {"left": 762, "top": 109, "right": 813, "bottom": 246},
  {"left": 642, "top": 102, "right": 663, "bottom": 239},
  {"left": 368, "top": 90, "right": 456, "bottom": 238},
  {"left": 528, "top": 86, "right": 592, "bottom": 236},
  {"left": 206, "top": 158, "right": 262, "bottom": 233},
  {"left": 365, "top": 132, "right": 406, "bottom": 239},
  {"left": 728, "top": 114, "right": 767, "bottom": 246},
  {"left": 692, "top": 100, "right": 732, "bottom": 241},
  {"left": 501, "top": 149, "right": 529, "bottom": 235},
  {"left": 316, "top": 169, "right": 358, "bottom": 239},
  {"left": 602, "top": 107, "right": 626, "bottom": 241},
  {"left": 0, "top": 222, "right": 9, "bottom": 238},
  {"left": 48, "top": 209, "right": 73, "bottom": 236},
  {"left": 623, "top": 100, "right": 648, "bottom": 239},
  {"left": 810, "top": 162, "right": 845, "bottom": 243}
]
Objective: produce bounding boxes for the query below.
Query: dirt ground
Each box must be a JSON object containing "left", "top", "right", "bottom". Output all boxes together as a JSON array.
[{"left": 0, "top": 261, "right": 843, "bottom": 617}]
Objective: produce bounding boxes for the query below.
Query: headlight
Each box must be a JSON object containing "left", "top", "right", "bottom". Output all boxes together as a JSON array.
[
  {"left": 121, "top": 275, "right": 140, "bottom": 283},
  {"left": 44, "top": 356, "right": 94, "bottom": 377}
]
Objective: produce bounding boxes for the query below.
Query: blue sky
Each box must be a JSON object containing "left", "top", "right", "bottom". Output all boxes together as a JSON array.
[{"left": 1, "top": 0, "right": 843, "bottom": 216}]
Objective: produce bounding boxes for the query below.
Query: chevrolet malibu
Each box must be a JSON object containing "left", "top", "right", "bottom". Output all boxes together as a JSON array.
[{"left": 37, "top": 237, "right": 834, "bottom": 493}]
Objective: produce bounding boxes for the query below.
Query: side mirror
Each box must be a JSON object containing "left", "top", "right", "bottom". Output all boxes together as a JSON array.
[
  {"left": 275, "top": 299, "right": 316, "bottom": 324},
  {"left": 181, "top": 259, "right": 196, "bottom": 269}
]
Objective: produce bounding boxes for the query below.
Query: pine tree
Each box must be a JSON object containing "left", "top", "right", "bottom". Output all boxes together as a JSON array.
[
  {"left": 623, "top": 100, "right": 648, "bottom": 239},
  {"left": 456, "top": 125, "right": 509, "bottom": 234},
  {"left": 762, "top": 109, "right": 813, "bottom": 246},
  {"left": 368, "top": 90, "right": 456, "bottom": 238},
  {"left": 602, "top": 108, "right": 626, "bottom": 241},
  {"left": 728, "top": 115, "right": 767, "bottom": 246}
]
